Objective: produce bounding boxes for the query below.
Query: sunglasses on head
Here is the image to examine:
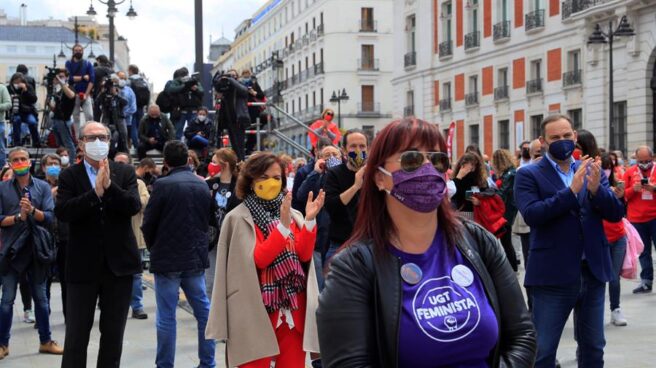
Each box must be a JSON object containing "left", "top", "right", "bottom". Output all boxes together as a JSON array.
[
  {"left": 325, "top": 112, "right": 334, "bottom": 116},
  {"left": 399, "top": 151, "right": 449, "bottom": 173}
]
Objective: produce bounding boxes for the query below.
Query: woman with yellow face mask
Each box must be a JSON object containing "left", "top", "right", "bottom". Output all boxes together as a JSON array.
[{"left": 206, "top": 152, "right": 325, "bottom": 368}]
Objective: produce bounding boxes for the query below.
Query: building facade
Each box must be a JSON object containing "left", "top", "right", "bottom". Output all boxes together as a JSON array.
[
  {"left": 220, "top": 0, "right": 395, "bottom": 155},
  {"left": 392, "top": 0, "right": 656, "bottom": 159}
]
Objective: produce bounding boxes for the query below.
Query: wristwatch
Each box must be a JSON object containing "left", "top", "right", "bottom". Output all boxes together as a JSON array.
[
  {"left": 15, "top": 213, "right": 21, "bottom": 222},
  {"left": 31, "top": 207, "right": 36, "bottom": 216}
]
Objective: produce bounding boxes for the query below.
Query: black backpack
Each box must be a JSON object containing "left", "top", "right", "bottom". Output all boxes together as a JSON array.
[
  {"left": 155, "top": 90, "right": 174, "bottom": 113},
  {"left": 131, "top": 78, "right": 151, "bottom": 107}
]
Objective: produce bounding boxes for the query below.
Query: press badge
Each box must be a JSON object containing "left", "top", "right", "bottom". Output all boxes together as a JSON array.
[{"left": 643, "top": 190, "right": 653, "bottom": 200}]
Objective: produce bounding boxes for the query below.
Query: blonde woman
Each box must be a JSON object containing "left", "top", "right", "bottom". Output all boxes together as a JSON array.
[
  {"left": 492, "top": 149, "right": 520, "bottom": 271},
  {"left": 308, "top": 109, "right": 341, "bottom": 147}
]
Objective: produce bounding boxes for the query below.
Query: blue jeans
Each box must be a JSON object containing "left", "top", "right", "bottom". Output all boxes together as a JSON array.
[
  {"left": 154, "top": 270, "right": 215, "bottom": 368},
  {"left": 0, "top": 121, "right": 6, "bottom": 168},
  {"left": 632, "top": 218, "right": 656, "bottom": 285},
  {"left": 608, "top": 236, "right": 627, "bottom": 311},
  {"left": 130, "top": 109, "right": 143, "bottom": 148},
  {"left": 131, "top": 273, "right": 144, "bottom": 312},
  {"left": 0, "top": 267, "right": 52, "bottom": 346},
  {"left": 531, "top": 262, "right": 606, "bottom": 368},
  {"left": 176, "top": 110, "right": 197, "bottom": 140},
  {"left": 11, "top": 113, "right": 40, "bottom": 147},
  {"left": 52, "top": 118, "right": 77, "bottom": 156}
]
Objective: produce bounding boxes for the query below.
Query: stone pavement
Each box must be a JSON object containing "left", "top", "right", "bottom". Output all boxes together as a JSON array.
[{"left": 4, "top": 270, "right": 655, "bottom": 367}]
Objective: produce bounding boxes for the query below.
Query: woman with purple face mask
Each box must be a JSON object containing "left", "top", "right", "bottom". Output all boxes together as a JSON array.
[{"left": 317, "top": 118, "right": 536, "bottom": 368}]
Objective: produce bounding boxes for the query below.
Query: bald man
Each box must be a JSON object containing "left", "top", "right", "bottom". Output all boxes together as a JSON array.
[
  {"left": 55, "top": 122, "right": 142, "bottom": 367},
  {"left": 623, "top": 146, "right": 656, "bottom": 294},
  {"left": 138, "top": 105, "right": 176, "bottom": 160}
]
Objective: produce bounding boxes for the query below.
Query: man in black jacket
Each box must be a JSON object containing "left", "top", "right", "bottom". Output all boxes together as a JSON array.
[
  {"left": 55, "top": 122, "right": 141, "bottom": 368},
  {"left": 93, "top": 55, "right": 114, "bottom": 120},
  {"left": 141, "top": 140, "right": 217, "bottom": 368},
  {"left": 138, "top": 105, "right": 175, "bottom": 160},
  {"left": 213, "top": 69, "right": 250, "bottom": 161},
  {"left": 7, "top": 72, "right": 40, "bottom": 147},
  {"left": 164, "top": 67, "right": 204, "bottom": 140}
]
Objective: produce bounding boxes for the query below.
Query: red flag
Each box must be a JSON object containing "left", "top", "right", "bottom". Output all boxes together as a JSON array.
[{"left": 446, "top": 122, "right": 456, "bottom": 159}]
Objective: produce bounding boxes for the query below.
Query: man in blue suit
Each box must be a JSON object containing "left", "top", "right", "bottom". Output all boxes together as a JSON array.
[{"left": 514, "top": 115, "right": 624, "bottom": 368}]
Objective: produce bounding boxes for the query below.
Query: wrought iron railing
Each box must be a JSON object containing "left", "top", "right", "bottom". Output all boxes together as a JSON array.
[
  {"left": 439, "top": 98, "right": 451, "bottom": 111},
  {"left": 465, "top": 92, "right": 479, "bottom": 106},
  {"left": 526, "top": 78, "right": 543, "bottom": 94},
  {"left": 404, "top": 51, "right": 417, "bottom": 67},
  {"left": 465, "top": 31, "right": 480, "bottom": 50},
  {"left": 494, "top": 85, "right": 509, "bottom": 100},
  {"left": 493, "top": 20, "right": 511, "bottom": 41},
  {"left": 525, "top": 9, "right": 545, "bottom": 31},
  {"left": 563, "top": 69, "right": 582, "bottom": 86},
  {"left": 439, "top": 40, "right": 453, "bottom": 57}
]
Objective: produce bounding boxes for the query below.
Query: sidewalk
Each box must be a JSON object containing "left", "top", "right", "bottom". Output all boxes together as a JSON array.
[{"left": 4, "top": 272, "right": 655, "bottom": 367}]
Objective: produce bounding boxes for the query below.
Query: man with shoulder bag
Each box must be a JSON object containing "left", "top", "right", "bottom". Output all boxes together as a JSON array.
[{"left": 0, "top": 147, "right": 62, "bottom": 360}]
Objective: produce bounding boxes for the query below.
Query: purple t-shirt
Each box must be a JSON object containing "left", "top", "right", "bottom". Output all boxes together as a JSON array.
[{"left": 388, "top": 230, "right": 499, "bottom": 368}]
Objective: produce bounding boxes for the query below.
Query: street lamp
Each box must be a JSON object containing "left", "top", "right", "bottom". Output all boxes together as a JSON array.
[
  {"left": 329, "top": 88, "right": 350, "bottom": 129},
  {"left": 588, "top": 15, "right": 635, "bottom": 150},
  {"left": 87, "top": 0, "right": 137, "bottom": 65}
]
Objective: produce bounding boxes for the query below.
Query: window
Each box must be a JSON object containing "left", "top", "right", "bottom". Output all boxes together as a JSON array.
[
  {"left": 531, "top": 59, "right": 542, "bottom": 80},
  {"left": 568, "top": 49, "right": 580, "bottom": 71},
  {"left": 361, "top": 7, "right": 375, "bottom": 31},
  {"left": 313, "top": 91, "right": 316, "bottom": 106},
  {"left": 610, "top": 101, "right": 627, "bottom": 153},
  {"left": 405, "top": 90, "right": 415, "bottom": 116},
  {"left": 498, "top": 68, "right": 508, "bottom": 86},
  {"left": 469, "top": 75, "right": 478, "bottom": 94},
  {"left": 305, "top": 94, "right": 309, "bottom": 109},
  {"left": 497, "top": 0, "right": 509, "bottom": 22},
  {"left": 361, "top": 85, "right": 375, "bottom": 112},
  {"left": 362, "top": 125, "right": 375, "bottom": 143},
  {"left": 530, "top": 114, "right": 543, "bottom": 139},
  {"left": 529, "top": 0, "right": 545, "bottom": 11},
  {"left": 469, "top": 0, "right": 479, "bottom": 33},
  {"left": 498, "top": 120, "right": 510, "bottom": 149},
  {"left": 568, "top": 108, "right": 582, "bottom": 130},
  {"left": 292, "top": 100, "right": 295, "bottom": 113},
  {"left": 406, "top": 15, "right": 416, "bottom": 53},
  {"left": 443, "top": 82, "right": 451, "bottom": 100},
  {"left": 313, "top": 17, "right": 316, "bottom": 29},
  {"left": 470, "top": 124, "right": 480, "bottom": 146},
  {"left": 320, "top": 88, "right": 324, "bottom": 105},
  {"left": 361, "top": 45, "right": 375, "bottom": 70},
  {"left": 442, "top": 2, "right": 453, "bottom": 41}
]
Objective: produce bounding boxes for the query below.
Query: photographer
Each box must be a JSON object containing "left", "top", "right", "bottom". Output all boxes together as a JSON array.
[
  {"left": 116, "top": 72, "right": 138, "bottom": 148},
  {"left": 183, "top": 106, "right": 212, "bottom": 158},
  {"left": 212, "top": 69, "right": 250, "bottom": 161},
  {"left": 241, "top": 70, "right": 266, "bottom": 156},
  {"left": 92, "top": 55, "right": 114, "bottom": 120},
  {"left": 0, "top": 83, "right": 10, "bottom": 167},
  {"left": 138, "top": 105, "right": 175, "bottom": 160},
  {"left": 164, "top": 67, "right": 204, "bottom": 140},
  {"left": 49, "top": 69, "right": 78, "bottom": 157},
  {"left": 95, "top": 76, "right": 128, "bottom": 156},
  {"left": 7, "top": 73, "right": 40, "bottom": 148}
]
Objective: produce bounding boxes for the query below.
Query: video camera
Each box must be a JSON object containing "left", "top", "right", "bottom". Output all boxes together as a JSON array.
[
  {"left": 213, "top": 71, "right": 235, "bottom": 94},
  {"left": 43, "top": 66, "right": 59, "bottom": 98},
  {"left": 181, "top": 72, "right": 200, "bottom": 88}
]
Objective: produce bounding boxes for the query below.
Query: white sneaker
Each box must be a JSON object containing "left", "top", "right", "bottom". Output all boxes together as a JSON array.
[
  {"left": 611, "top": 308, "right": 627, "bottom": 326},
  {"left": 23, "top": 310, "right": 35, "bottom": 324}
]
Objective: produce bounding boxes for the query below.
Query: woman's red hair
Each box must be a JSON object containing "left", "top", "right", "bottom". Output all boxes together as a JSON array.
[{"left": 345, "top": 117, "right": 462, "bottom": 254}]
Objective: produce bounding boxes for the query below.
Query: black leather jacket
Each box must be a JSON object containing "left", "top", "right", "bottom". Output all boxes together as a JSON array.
[{"left": 317, "top": 221, "right": 536, "bottom": 368}]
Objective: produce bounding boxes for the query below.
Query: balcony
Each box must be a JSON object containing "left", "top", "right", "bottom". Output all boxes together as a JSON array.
[
  {"left": 358, "top": 58, "right": 380, "bottom": 71},
  {"left": 562, "top": 0, "right": 611, "bottom": 20},
  {"left": 357, "top": 102, "right": 381, "bottom": 115},
  {"left": 308, "top": 104, "right": 324, "bottom": 118},
  {"left": 404, "top": 51, "right": 417, "bottom": 68},
  {"left": 493, "top": 20, "right": 511, "bottom": 41},
  {"left": 310, "top": 30, "right": 318, "bottom": 42},
  {"left": 302, "top": 35, "right": 309, "bottom": 46},
  {"left": 291, "top": 74, "right": 299, "bottom": 86},
  {"left": 525, "top": 9, "right": 545, "bottom": 32},
  {"left": 317, "top": 24, "right": 325, "bottom": 37},
  {"left": 314, "top": 62, "right": 324, "bottom": 75},
  {"left": 439, "top": 40, "right": 453, "bottom": 58},
  {"left": 464, "top": 31, "right": 480, "bottom": 50},
  {"left": 439, "top": 98, "right": 452, "bottom": 111},
  {"left": 563, "top": 69, "right": 582, "bottom": 87},
  {"left": 465, "top": 92, "right": 479, "bottom": 106},
  {"left": 403, "top": 105, "right": 415, "bottom": 117},
  {"left": 526, "top": 78, "right": 543, "bottom": 94},
  {"left": 494, "top": 85, "right": 509, "bottom": 101},
  {"left": 359, "top": 19, "right": 377, "bottom": 32}
]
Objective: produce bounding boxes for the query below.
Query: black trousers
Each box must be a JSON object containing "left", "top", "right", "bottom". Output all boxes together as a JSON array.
[
  {"left": 137, "top": 141, "right": 165, "bottom": 160},
  {"left": 227, "top": 117, "right": 248, "bottom": 161},
  {"left": 61, "top": 265, "right": 132, "bottom": 368}
]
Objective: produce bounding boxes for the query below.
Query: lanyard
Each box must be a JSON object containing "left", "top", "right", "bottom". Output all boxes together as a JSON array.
[{"left": 638, "top": 166, "right": 655, "bottom": 181}]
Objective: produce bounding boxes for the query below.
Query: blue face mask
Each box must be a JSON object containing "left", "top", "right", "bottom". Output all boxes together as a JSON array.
[
  {"left": 548, "top": 139, "right": 575, "bottom": 161},
  {"left": 46, "top": 165, "right": 61, "bottom": 178},
  {"left": 325, "top": 156, "right": 342, "bottom": 168},
  {"left": 629, "top": 159, "right": 637, "bottom": 166}
]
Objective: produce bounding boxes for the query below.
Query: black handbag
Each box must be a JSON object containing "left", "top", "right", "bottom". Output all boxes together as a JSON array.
[{"left": 28, "top": 216, "right": 57, "bottom": 265}]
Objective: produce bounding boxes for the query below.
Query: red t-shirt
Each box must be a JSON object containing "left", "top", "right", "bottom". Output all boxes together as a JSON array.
[
  {"left": 603, "top": 220, "right": 626, "bottom": 243},
  {"left": 623, "top": 166, "right": 656, "bottom": 223}
]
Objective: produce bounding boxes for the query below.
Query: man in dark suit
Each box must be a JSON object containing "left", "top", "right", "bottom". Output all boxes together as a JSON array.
[
  {"left": 515, "top": 115, "right": 624, "bottom": 368},
  {"left": 55, "top": 122, "right": 141, "bottom": 368}
]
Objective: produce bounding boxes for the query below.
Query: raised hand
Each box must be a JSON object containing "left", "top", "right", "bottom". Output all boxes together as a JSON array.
[
  {"left": 354, "top": 165, "right": 366, "bottom": 190},
  {"left": 570, "top": 158, "right": 591, "bottom": 194},
  {"left": 305, "top": 189, "right": 326, "bottom": 221},
  {"left": 20, "top": 195, "right": 32, "bottom": 218},
  {"left": 280, "top": 191, "right": 292, "bottom": 229},
  {"left": 103, "top": 159, "right": 111, "bottom": 189},
  {"left": 314, "top": 159, "right": 326, "bottom": 173},
  {"left": 586, "top": 158, "right": 601, "bottom": 195}
]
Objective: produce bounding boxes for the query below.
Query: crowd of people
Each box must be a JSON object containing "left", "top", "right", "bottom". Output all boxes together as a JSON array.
[{"left": 0, "top": 45, "right": 654, "bottom": 368}]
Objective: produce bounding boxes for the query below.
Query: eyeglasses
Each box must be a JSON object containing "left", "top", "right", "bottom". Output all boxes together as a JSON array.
[
  {"left": 82, "top": 135, "right": 110, "bottom": 142},
  {"left": 325, "top": 112, "right": 334, "bottom": 116},
  {"left": 398, "top": 151, "right": 449, "bottom": 173}
]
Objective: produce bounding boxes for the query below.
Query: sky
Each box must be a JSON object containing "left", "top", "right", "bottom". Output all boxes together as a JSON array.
[{"left": 1, "top": 0, "right": 269, "bottom": 90}]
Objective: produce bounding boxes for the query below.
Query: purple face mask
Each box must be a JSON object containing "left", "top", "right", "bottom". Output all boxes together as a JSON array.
[{"left": 378, "top": 163, "right": 447, "bottom": 213}]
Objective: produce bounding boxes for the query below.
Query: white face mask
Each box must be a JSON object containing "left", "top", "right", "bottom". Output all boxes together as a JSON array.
[
  {"left": 85, "top": 139, "right": 110, "bottom": 161},
  {"left": 198, "top": 115, "right": 207, "bottom": 122},
  {"left": 60, "top": 156, "right": 70, "bottom": 166},
  {"left": 12, "top": 84, "right": 20, "bottom": 90}
]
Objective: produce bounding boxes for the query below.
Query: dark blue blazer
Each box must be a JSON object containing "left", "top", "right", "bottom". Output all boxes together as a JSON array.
[{"left": 514, "top": 158, "right": 624, "bottom": 286}]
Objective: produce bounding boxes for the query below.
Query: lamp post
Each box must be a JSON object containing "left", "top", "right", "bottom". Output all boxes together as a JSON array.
[
  {"left": 86, "top": 0, "right": 137, "bottom": 65},
  {"left": 329, "top": 89, "right": 350, "bottom": 129},
  {"left": 587, "top": 15, "right": 634, "bottom": 151}
]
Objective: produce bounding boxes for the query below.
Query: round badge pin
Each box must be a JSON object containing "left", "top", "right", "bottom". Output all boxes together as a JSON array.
[
  {"left": 400, "top": 263, "right": 423, "bottom": 285},
  {"left": 451, "top": 264, "right": 474, "bottom": 287},
  {"left": 212, "top": 183, "right": 219, "bottom": 190}
]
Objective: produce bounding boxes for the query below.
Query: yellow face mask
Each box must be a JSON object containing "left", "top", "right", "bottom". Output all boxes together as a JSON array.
[{"left": 253, "top": 178, "right": 282, "bottom": 201}]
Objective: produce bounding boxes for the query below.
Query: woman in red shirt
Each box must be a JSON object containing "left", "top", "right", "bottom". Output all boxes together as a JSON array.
[
  {"left": 308, "top": 108, "right": 341, "bottom": 147},
  {"left": 206, "top": 152, "right": 325, "bottom": 368}
]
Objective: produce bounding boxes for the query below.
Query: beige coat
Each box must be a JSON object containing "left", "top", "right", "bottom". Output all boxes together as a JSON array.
[
  {"left": 205, "top": 203, "right": 320, "bottom": 367},
  {"left": 131, "top": 179, "right": 150, "bottom": 249}
]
